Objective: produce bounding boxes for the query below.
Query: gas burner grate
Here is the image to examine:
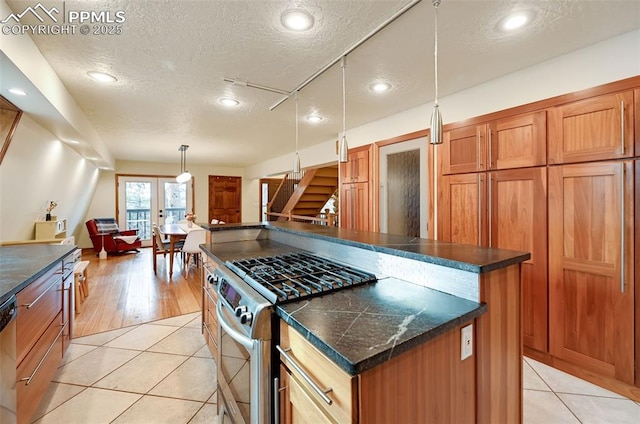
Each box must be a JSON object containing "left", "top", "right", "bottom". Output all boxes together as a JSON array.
[{"left": 225, "top": 252, "right": 377, "bottom": 304}]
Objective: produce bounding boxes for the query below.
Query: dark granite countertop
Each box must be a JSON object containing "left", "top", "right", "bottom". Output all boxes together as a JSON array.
[
  {"left": 0, "top": 245, "right": 76, "bottom": 304},
  {"left": 276, "top": 277, "right": 486, "bottom": 375},
  {"left": 199, "top": 221, "right": 530, "bottom": 273}
]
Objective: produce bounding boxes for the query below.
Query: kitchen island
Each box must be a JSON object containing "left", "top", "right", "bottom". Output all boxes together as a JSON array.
[{"left": 199, "top": 221, "right": 529, "bottom": 423}]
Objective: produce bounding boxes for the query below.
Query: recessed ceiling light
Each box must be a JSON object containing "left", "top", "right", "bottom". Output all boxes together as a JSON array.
[
  {"left": 66, "top": 139, "right": 80, "bottom": 145},
  {"left": 306, "top": 114, "right": 323, "bottom": 123},
  {"left": 8, "top": 87, "right": 28, "bottom": 96},
  {"left": 86, "top": 156, "right": 99, "bottom": 161},
  {"left": 500, "top": 12, "right": 532, "bottom": 32},
  {"left": 281, "top": 9, "right": 314, "bottom": 31},
  {"left": 219, "top": 97, "right": 240, "bottom": 107},
  {"left": 370, "top": 82, "right": 391, "bottom": 93},
  {"left": 87, "top": 71, "right": 117, "bottom": 83}
]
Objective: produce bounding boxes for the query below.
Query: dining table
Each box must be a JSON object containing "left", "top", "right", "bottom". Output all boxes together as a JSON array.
[{"left": 157, "top": 223, "right": 200, "bottom": 275}]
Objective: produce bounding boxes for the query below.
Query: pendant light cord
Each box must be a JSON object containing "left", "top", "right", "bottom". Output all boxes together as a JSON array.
[
  {"left": 341, "top": 57, "right": 346, "bottom": 136},
  {"left": 295, "top": 91, "right": 299, "bottom": 153},
  {"left": 433, "top": 0, "right": 439, "bottom": 106}
]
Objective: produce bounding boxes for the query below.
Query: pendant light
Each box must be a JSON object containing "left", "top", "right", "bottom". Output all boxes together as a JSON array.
[
  {"left": 293, "top": 91, "right": 301, "bottom": 173},
  {"left": 429, "top": 0, "right": 443, "bottom": 145},
  {"left": 176, "top": 145, "right": 192, "bottom": 183},
  {"left": 339, "top": 56, "right": 349, "bottom": 163}
]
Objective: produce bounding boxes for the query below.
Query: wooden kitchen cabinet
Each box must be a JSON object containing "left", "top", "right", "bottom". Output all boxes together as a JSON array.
[
  {"left": 548, "top": 161, "right": 635, "bottom": 385},
  {"left": 548, "top": 90, "right": 634, "bottom": 164},
  {"left": 340, "top": 182, "right": 370, "bottom": 232},
  {"left": 279, "top": 321, "right": 357, "bottom": 424},
  {"left": 340, "top": 145, "right": 372, "bottom": 231},
  {"left": 442, "top": 123, "right": 488, "bottom": 175},
  {"left": 437, "top": 172, "right": 487, "bottom": 246},
  {"left": 341, "top": 148, "right": 369, "bottom": 183},
  {"left": 201, "top": 259, "right": 219, "bottom": 359},
  {"left": 278, "top": 320, "right": 477, "bottom": 424},
  {"left": 489, "top": 168, "right": 547, "bottom": 352},
  {"left": 16, "top": 254, "right": 71, "bottom": 424},
  {"left": 488, "top": 111, "right": 547, "bottom": 170}
]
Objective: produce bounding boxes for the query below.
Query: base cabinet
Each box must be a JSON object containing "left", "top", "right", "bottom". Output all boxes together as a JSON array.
[
  {"left": 201, "top": 256, "right": 219, "bottom": 360},
  {"left": 15, "top": 251, "right": 75, "bottom": 424},
  {"left": 278, "top": 320, "right": 477, "bottom": 424}
]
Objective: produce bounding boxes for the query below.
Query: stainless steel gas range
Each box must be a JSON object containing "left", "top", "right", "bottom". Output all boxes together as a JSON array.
[{"left": 209, "top": 251, "right": 377, "bottom": 424}]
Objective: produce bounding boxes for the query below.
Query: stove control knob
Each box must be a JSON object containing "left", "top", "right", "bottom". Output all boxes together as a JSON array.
[
  {"left": 207, "top": 274, "right": 218, "bottom": 285},
  {"left": 240, "top": 312, "right": 253, "bottom": 325},
  {"left": 234, "top": 305, "right": 248, "bottom": 317}
]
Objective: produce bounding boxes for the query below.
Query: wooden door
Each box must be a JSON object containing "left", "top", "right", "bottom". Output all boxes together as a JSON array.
[
  {"left": 437, "top": 173, "right": 487, "bottom": 246},
  {"left": 208, "top": 176, "right": 241, "bottom": 223},
  {"left": 548, "top": 161, "right": 634, "bottom": 384},
  {"left": 442, "top": 124, "right": 487, "bottom": 175},
  {"left": 341, "top": 182, "right": 370, "bottom": 232},
  {"left": 489, "top": 168, "right": 547, "bottom": 352},
  {"left": 489, "top": 111, "right": 546, "bottom": 170},
  {"left": 548, "top": 90, "right": 634, "bottom": 164}
]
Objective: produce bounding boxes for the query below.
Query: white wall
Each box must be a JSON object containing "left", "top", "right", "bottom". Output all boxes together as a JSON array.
[
  {"left": 245, "top": 30, "right": 640, "bottom": 180},
  {"left": 75, "top": 160, "right": 249, "bottom": 249},
  {"left": 0, "top": 114, "right": 99, "bottom": 242}
]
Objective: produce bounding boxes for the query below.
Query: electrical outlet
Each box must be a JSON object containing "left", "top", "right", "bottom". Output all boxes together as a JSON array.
[{"left": 461, "top": 324, "right": 473, "bottom": 360}]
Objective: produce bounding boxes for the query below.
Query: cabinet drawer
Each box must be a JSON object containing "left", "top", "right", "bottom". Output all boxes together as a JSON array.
[
  {"left": 17, "top": 311, "right": 65, "bottom": 424},
  {"left": 16, "top": 264, "right": 63, "bottom": 365},
  {"left": 279, "top": 321, "right": 356, "bottom": 424}
]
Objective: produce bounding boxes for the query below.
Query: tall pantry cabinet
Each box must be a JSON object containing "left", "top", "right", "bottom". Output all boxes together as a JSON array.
[
  {"left": 438, "top": 112, "right": 549, "bottom": 352},
  {"left": 340, "top": 145, "right": 372, "bottom": 232},
  {"left": 437, "top": 77, "right": 639, "bottom": 397},
  {"left": 547, "top": 90, "right": 635, "bottom": 386}
]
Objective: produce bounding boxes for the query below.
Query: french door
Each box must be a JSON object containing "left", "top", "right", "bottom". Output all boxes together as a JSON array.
[{"left": 117, "top": 176, "right": 193, "bottom": 247}]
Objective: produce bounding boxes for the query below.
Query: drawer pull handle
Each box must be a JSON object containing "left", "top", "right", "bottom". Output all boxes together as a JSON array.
[
  {"left": 19, "top": 322, "right": 67, "bottom": 386},
  {"left": 620, "top": 100, "right": 624, "bottom": 154},
  {"left": 22, "top": 276, "right": 62, "bottom": 309},
  {"left": 276, "top": 345, "right": 333, "bottom": 405}
]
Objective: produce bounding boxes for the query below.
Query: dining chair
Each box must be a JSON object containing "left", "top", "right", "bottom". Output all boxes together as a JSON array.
[
  {"left": 152, "top": 224, "right": 183, "bottom": 274},
  {"left": 181, "top": 228, "right": 206, "bottom": 275}
]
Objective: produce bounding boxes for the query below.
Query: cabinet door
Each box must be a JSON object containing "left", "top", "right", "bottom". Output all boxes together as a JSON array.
[
  {"left": 548, "top": 90, "right": 633, "bottom": 164},
  {"left": 442, "top": 124, "right": 487, "bottom": 174},
  {"left": 489, "top": 111, "right": 546, "bottom": 170},
  {"left": 548, "top": 161, "right": 634, "bottom": 385},
  {"left": 340, "top": 182, "right": 370, "bottom": 231},
  {"left": 341, "top": 148, "right": 369, "bottom": 183},
  {"left": 437, "top": 173, "right": 487, "bottom": 246},
  {"left": 489, "top": 168, "right": 547, "bottom": 352}
]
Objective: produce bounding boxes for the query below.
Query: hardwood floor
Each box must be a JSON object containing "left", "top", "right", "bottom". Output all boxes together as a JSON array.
[{"left": 73, "top": 247, "right": 202, "bottom": 337}]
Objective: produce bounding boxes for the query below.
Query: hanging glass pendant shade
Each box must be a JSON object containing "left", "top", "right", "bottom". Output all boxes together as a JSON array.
[
  {"left": 430, "top": 0, "right": 443, "bottom": 145},
  {"left": 176, "top": 145, "right": 192, "bottom": 182}
]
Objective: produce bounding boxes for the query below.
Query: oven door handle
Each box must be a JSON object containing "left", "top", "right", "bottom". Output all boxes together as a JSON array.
[{"left": 216, "top": 301, "right": 255, "bottom": 351}]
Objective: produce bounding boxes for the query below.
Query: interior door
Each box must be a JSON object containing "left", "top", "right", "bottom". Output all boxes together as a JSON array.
[
  {"left": 118, "top": 176, "right": 193, "bottom": 247},
  {"left": 379, "top": 138, "right": 428, "bottom": 238},
  {"left": 209, "top": 176, "right": 242, "bottom": 223}
]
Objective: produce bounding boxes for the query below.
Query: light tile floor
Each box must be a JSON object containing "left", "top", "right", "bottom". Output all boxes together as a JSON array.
[{"left": 33, "top": 312, "right": 640, "bottom": 423}]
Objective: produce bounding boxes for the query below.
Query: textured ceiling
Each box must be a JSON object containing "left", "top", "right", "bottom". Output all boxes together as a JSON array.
[{"left": 3, "top": 0, "right": 640, "bottom": 169}]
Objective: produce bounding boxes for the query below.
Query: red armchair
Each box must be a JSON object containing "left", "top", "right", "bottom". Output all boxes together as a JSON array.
[{"left": 86, "top": 218, "right": 142, "bottom": 255}]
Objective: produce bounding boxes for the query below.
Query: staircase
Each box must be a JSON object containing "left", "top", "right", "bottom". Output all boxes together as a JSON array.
[{"left": 278, "top": 166, "right": 338, "bottom": 220}]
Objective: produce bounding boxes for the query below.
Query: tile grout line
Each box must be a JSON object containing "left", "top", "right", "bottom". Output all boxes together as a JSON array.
[{"left": 35, "top": 313, "right": 208, "bottom": 423}]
